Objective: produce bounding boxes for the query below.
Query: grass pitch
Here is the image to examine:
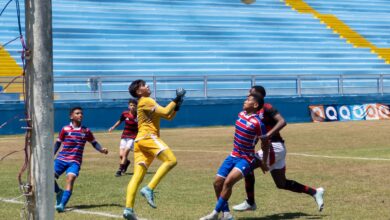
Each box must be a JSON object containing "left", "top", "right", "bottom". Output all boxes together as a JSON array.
[{"left": 1, "top": 120, "right": 390, "bottom": 219}]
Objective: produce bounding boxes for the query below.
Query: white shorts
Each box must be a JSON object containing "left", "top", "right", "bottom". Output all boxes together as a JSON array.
[
  {"left": 256, "top": 142, "right": 286, "bottom": 171},
  {"left": 119, "top": 138, "right": 135, "bottom": 151}
]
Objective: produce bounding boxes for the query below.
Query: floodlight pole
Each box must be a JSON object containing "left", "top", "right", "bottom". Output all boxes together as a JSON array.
[{"left": 25, "top": 0, "right": 54, "bottom": 219}]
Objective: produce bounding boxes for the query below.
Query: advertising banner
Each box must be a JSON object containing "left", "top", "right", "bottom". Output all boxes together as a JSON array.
[{"left": 309, "top": 103, "right": 390, "bottom": 122}]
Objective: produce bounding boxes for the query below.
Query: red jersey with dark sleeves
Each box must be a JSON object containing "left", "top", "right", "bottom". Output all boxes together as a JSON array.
[
  {"left": 56, "top": 124, "right": 95, "bottom": 165},
  {"left": 231, "top": 111, "right": 267, "bottom": 163},
  {"left": 257, "top": 103, "right": 284, "bottom": 143},
  {"left": 119, "top": 111, "right": 138, "bottom": 139}
]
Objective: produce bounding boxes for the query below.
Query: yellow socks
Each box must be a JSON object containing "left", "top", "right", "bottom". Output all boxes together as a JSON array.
[
  {"left": 147, "top": 149, "right": 177, "bottom": 190},
  {"left": 126, "top": 164, "right": 147, "bottom": 208}
]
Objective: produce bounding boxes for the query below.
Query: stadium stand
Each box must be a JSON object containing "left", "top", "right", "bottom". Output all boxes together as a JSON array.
[
  {"left": 0, "top": 45, "right": 23, "bottom": 94},
  {"left": 1, "top": 0, "right": 389, "bottom": 99},
  {"left": 304, "top": 0, "right": 390, "bottom": 48},
  {"left": 287, "top": 0, "right": 390, "bottom": 63}
]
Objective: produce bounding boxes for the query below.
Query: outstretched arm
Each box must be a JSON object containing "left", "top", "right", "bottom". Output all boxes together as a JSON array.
[
  {"left": 160, "top": 110, "right": 177, "bottom": 121},
  {"left": 260, "top": 113, "right": 286, "bottom": 142},
  {"left": 55, "top": 128, "right": 66, "bottom": 155},
  {"left": 108, "top": 120, "right": 122, "bottom": 132},
  {"left": 150, "top": 88, "right": 186, "bottom": 118},
  {"left": 54, "top": 140, "right": 62, "bottom": 155},
  {"left": 154, "top": 101, "right": 176, "bottom": 117},
  {"left": 91, "top": 141, "right": 108, "bottom": 154},
  {"left": 267, "top": 113, "right": 286, "bottom": 138}
]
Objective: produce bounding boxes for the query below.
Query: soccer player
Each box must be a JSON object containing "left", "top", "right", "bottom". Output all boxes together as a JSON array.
[
  {"left": 200, "top": 94, "right": 268, "bottom": 220},
  {"left": 54, "top": 106, "right": 108, "bottom": 212},
  {"left": 232, "top": 85, "right": 325, "bottom": 212},
  {"left": 109, "top": 99, "right": 138, "bottom": 177},
  {"left": 123, "top": 79, "right": 186, "bottom": 220}
]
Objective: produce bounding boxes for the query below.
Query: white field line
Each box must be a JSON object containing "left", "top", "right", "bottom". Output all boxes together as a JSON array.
[
  {"left": 1, "top": 137, "right": 389, "bottom": 162},
  {"left": 0, "top": 127, "right": 232, "bottom": 141},
  {"left": 288, "top": 152, "right": 390, "bottom": 161},
  {"left": 0, "top": 198, "right": 24, "bottom": 204},
  {"left": 0, "top": 198, "right": 147, "bottom": 220},
  {"left": 66, "top": 209, "right": 123, "bottom": 219},
  {"left": 174, "top": 149, "right": 390, "bottom": 161},
  {"left": 0, "top": 133, "right": 118, "bottom": 141}
]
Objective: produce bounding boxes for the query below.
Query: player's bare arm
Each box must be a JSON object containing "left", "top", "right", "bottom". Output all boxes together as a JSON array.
[
  {"left": 260, "top": 141, "right": 270, "bottom": 173},
  {"left": 109, "top": 120, "right": 122, "bottom": 132},
  {"left": 91, "top": 141, "right": 108, "bottom": 154},
  {"left": 261, "top": 113, "right": 286, "bottom": 141}
]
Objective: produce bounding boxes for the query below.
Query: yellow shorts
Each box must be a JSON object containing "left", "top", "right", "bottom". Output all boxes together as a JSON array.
[{"left": 134, "top": 135, "right": 169, "bottom": 167}]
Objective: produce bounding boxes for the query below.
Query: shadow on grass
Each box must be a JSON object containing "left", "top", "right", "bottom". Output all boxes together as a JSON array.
[
  {"left": 238, "top": 212, "right": 325, "bottom": 220},
  {"left": 124, "top": 171, "right": 155, "bottom": 175},
  {"left": 69, "top": 203, "right": 122, "bottom": 209}
]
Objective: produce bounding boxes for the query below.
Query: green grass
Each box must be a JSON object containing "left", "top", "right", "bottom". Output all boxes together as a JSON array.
[{"left": 1, "top": 120, "right": 390, "bottom": 219}]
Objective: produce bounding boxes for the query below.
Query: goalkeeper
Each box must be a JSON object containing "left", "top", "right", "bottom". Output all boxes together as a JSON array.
[{"left": 123, "top": 79, "right": 186, "bottom": 220}]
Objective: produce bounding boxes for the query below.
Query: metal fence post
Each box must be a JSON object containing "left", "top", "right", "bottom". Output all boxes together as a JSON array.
[
  {"left": 380, "top": 74, "right": 384, "bottom": 95},
  {"left": 98, "top": 77, "right": 102, "bottom": 101},
  {"left": 251, "top": 75, "right": 256, "bottom": 87},
  {"left": 297, "top": 76, "right": 301, "bottom": 97},
  {"left": 204, "top": 75, "right": 208, "bottom": 98}
]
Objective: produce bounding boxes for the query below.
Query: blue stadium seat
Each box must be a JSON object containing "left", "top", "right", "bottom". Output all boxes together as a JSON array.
[{"left": 1, "top": 0, "right": 389, "bottom": 98}]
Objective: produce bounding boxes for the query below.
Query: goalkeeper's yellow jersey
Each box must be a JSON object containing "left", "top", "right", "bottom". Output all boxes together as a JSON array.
[{"left": 136, "top": 97, "right": 177, "bottom": 139}]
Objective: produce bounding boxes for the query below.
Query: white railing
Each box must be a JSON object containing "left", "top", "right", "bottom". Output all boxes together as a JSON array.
[{"left": 1, "top": 74, "right": 390, "bottom": 101}]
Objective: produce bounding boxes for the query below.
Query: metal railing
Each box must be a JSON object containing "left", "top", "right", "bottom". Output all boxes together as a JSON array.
[{"left": 1, "top": 74, "right": 390, "bottom": 101}]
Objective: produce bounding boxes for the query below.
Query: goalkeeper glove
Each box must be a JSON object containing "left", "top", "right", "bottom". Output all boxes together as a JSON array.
[
  {"left": 173, "top": 88, "right": 186, "bottom": 103},
  {"left": 174, "top": 98, "right": 183, "bottom": 111},
  {"left": 173, "top": 88, "right": 186, "bottom": 111}
]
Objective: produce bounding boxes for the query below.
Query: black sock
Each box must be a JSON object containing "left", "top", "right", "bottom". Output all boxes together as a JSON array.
[
  {"left": 54, "top": 181, "right": 60, "bottom": 193},
  {"left": 285, "top": 179, "right": 316, "bottom": 196},
  {"left": 245, "top": 172, "right": 256, "bottom": 205}
]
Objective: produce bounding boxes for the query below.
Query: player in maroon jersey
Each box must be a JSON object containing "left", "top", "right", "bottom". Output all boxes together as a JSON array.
[
  {"left": 109, "top": 99, "right": 138, "bottom": 177},
  {"left": 232, "top": 85, "right": 325, "bottom": 212}
]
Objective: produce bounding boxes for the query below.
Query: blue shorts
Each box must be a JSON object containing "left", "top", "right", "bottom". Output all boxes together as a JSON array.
[
  {"left": 217, "top": 155, "right": 252, "bottom": 178},
  {"left": 54, "top": 159, "right": 81, "bottom": 177}
]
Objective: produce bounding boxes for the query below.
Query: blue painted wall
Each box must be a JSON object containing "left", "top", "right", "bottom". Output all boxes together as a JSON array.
[{"left": 1, "top": 94, "right": 390, "bottom": 135}]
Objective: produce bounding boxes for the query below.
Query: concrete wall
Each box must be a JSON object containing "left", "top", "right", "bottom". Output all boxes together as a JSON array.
[{"left": 1, "top": 94, "right": 390, "bottom": 135}]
